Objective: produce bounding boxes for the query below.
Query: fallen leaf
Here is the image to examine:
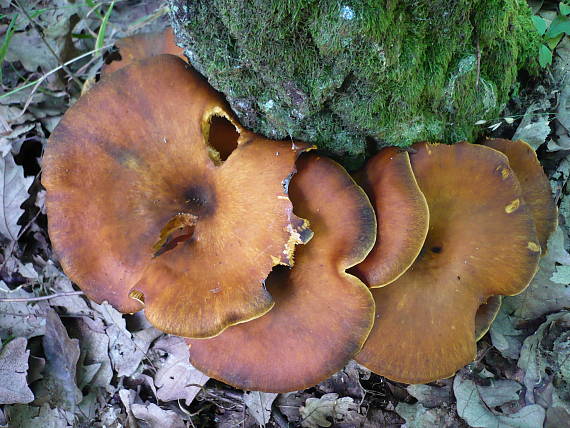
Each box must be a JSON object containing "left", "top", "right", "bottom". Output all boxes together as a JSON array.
[
  {"left": 107, "top": 324, "right": 161, "bottom": 377},
  {"left": 77, "top": 390, "right": 100, "bottom": 424},
  {"left": 153, "top": 335, "right": 209, "bottom": 405},
  {"left": 0, "top": 153, "right": 33, "bottom": 241},
  {"left": 518, "top": 311, "right": 570, "bottom": 406},
  {"left": 497, "top": 229, "right": 570, "bottom": 326},
  {"left": 40, "top": 263, "right": 91, "bottom": 315},
  {"left": 395, "top": 402, "right": 460, "bottom": 428},
  {"left": 0, "top": 284, "right": 47, "bottom": 340},
  {"left": 33, "top": 310, "right": 81, "bottom": 419},
  {"left": 406, "top": 384, "right": 451, "bottom": 409},
  {"left": 477, "top": 379, "right": 522, "bottom": 407},
  {"left": 454, "top": 372, "right": 545, "bottom": 428},
  {"left": 317, "top": 360, "right": 366, "bottom": 400},
  {"left": 300, "top": 393, "right": 360, "bottom": 428},
  {"left": 118, "top": 388, "right": 138, "bottom": 428},
  {"left": 6, "top": 403, "right": 72, "bottom": 428},
  {"left": 512, "top": 103, "right": 551, "bottom": 150},
  {"left": 490, "top": 310, "right": 527, "bottom": 360},
  {"left": 276, "top": 392, "right": 310, "bottom": 423},
  {"left": 243, "top": 391, "right": 278, "bottom": 426},
  {"left": 131, "top": 403, "right": 185, "bottom": 428},
  {"left": 74, "top": 317, "right": 113, "bottom": 390},
  {"left": 0, "top": 337, "right": 34, "bottom": 404},
  {"left": 93, "top": 302, "right": 161, "bottom": 377}
]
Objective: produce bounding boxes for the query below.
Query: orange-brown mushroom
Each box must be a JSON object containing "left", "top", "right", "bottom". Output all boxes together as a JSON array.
[
  {"left": 103, "top": 27, "right": 185, "bottom": 75},
  {"left": 42, "top": 54, "right": 311, "bottom": 338},
  {"left": 351, "top": 147, "right": 429, "bottom": 287},
  {"left": 186, "top": 154, "right": 376, "bottom": 392},
  {"left": 475, "top": 296, "right": 502, "bottom": 340},
  {"left": 484, "top": 138, "right": 557, "bottom": 252},
  {"left": 356, "top": 142, "right": 541, "bottom": 384}
]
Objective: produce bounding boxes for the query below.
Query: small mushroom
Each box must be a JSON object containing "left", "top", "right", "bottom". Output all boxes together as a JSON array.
[
  {"left": 484, "top": 138, "right": 557, "bottom": 252},
  {"left": 351, "top": 147, "right": 429, "bottom": 287},
  {"left": 356, "top": 142, "right": 541, "bottom": 384},
  {"left": 103, "top": 27, "right": 185, "bottom": 75},
  {"left": 186, "top": 154, "right": 376, "bottom": 392},
  {"left": 42, "top": 55, "right": 310, "bottom": 338}
]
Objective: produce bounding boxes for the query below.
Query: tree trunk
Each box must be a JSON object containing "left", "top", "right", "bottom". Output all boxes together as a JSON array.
[{"left": 169, "top": 0, "right": 538, "bottom": 168}]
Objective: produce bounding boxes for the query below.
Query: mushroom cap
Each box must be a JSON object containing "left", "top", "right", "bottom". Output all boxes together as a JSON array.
[
  {"left": 484, "top": 138, "right": 557, "bottom": 252},
  {"left": 351, "top": 147, "right": 429, "bottom": 287},
  {"left": 186, "top": 154, "right": 376, "bottom": 392},
  {"left": 42, "top": 54, "right": 310, "bottom": 338},
  {"left": 475, "top": 295, "right": 502, "bottom": 341},
  {"left": 356, "top": 142, "right": 541, "bottom": 384},
  {"left": 103, "top": 28, "right": 185, "bottom": 75}
]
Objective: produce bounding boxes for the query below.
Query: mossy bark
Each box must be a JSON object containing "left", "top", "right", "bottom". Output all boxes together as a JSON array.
[{"left": 169, "top": 0, "right": 538, "bottom": 168}]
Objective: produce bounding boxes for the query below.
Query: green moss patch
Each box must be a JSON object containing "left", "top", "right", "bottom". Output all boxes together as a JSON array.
[{"left": 170, "top": 0, "right": 538, "bottom": 168}]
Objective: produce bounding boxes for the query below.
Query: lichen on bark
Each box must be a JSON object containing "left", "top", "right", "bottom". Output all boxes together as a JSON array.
[{"left": 169, "top": 0, "right": 538, "bottom": 168}]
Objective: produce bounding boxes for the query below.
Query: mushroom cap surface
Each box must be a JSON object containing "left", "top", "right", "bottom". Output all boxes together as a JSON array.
[
  {"left": 103, "top": 28, "right": 185, "bottom": 75},
  {"left": 352, "top": 147, "right": 429, "bottom": 287},
  {"left": 356, "top": 142, "right": 541, "bottom": 384},
  {"left": 42, "top": 55, "right": 310, "bottom": 338},
  {"left": 474, "top": 295, "right": 502, "bottom": 341},
  {"left": 484, "top": 138, "right": 557, "bottom": 252},
  {"left": 187, "top": 154, "right": 376, "bottom": 392}
]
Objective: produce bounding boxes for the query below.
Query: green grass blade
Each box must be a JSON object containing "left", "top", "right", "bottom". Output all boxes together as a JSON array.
[
  {"left": 95, "top": 0, "right": 116, "bottom": 56},
  {"left": 0, "top": 13, "right": 19, "bottom": 83}
]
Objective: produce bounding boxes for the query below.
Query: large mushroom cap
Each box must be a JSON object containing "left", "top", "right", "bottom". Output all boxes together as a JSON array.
[
  {"left": 42, "top": 54, "right": 310, "bottom": 338},
  {"left": 187, "top": 154, "right": 376, "bottom": 392},
  {"left": 103, "top": 28, "right": 185, "bottom": 75},
  {"left": 484, "top": 138, "right": 557, "bottom": 252},
  {"left": 356, "top": 142, "right": 541, "bottom": 384},
  {"left": 352, "top": 147, "right": 429, "bottom": 287}
]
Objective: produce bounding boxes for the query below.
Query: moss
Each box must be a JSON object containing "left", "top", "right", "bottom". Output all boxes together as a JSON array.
[{"left": 169, "top": 0, "right": 539, "bottom": 168}]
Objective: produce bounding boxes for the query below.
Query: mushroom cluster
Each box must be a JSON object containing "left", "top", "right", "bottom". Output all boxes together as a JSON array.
[
  {"left": 353, "top": 140, "right": 557, "bottom": 384},
  {"left": 42, "top": 32, "right": 556, "bottom": 392}
]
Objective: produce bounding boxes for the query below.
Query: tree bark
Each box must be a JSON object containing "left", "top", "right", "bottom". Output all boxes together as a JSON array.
[{"left": 169, "top": 0, "right": 538, "bottom": 168}]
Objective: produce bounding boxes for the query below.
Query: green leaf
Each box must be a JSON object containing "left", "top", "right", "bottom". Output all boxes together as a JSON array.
[
  {"left": 561, "top": 3, "right": 570, "bottom": 16},
  {"left": 71, "top": 32, "right": 95, "bottom": 40},
  {"left": 546, "top": 33, "right": 565, "bottom": 50},
  {"left": 95, "top": 0, "right": 115, "bottom": 56},
  {"left": 539, "top": 44, "right": 553, "bottom": 67},
  {"left": 546, "top": 15, "right": 570, "bottom": 38},
  {"left": 532, "top": 15, "right": 548, "bottom": 36}
]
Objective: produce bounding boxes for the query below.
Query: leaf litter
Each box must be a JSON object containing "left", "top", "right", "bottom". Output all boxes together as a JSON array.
[{"left": 0, "top": 0, "right": 569, "bottom": 427}]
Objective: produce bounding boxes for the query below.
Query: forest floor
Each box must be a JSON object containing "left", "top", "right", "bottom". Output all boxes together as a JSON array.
[{"left": 0, "top": 1, "right": 569, "bottom": 427}]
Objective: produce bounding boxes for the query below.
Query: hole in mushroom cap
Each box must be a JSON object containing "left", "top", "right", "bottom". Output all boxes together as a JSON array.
[
  {"left": 152, "top": 213, "right": 198, "bottom": 257},
  {"left": 206, "top": 115, "right": 240, "bottom": 164},
  {"left": 262, "top": 264, "right": 292, "bottom": 295}
]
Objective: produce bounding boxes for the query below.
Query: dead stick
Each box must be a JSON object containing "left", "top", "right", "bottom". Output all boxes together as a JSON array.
[{"left": 0, "top": 291, "right": 84, "bottom": 303}]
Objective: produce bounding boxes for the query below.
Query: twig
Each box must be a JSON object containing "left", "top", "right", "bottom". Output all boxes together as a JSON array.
[{"left": 0, "top": 290, "right": 84, "bottom": 302}]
